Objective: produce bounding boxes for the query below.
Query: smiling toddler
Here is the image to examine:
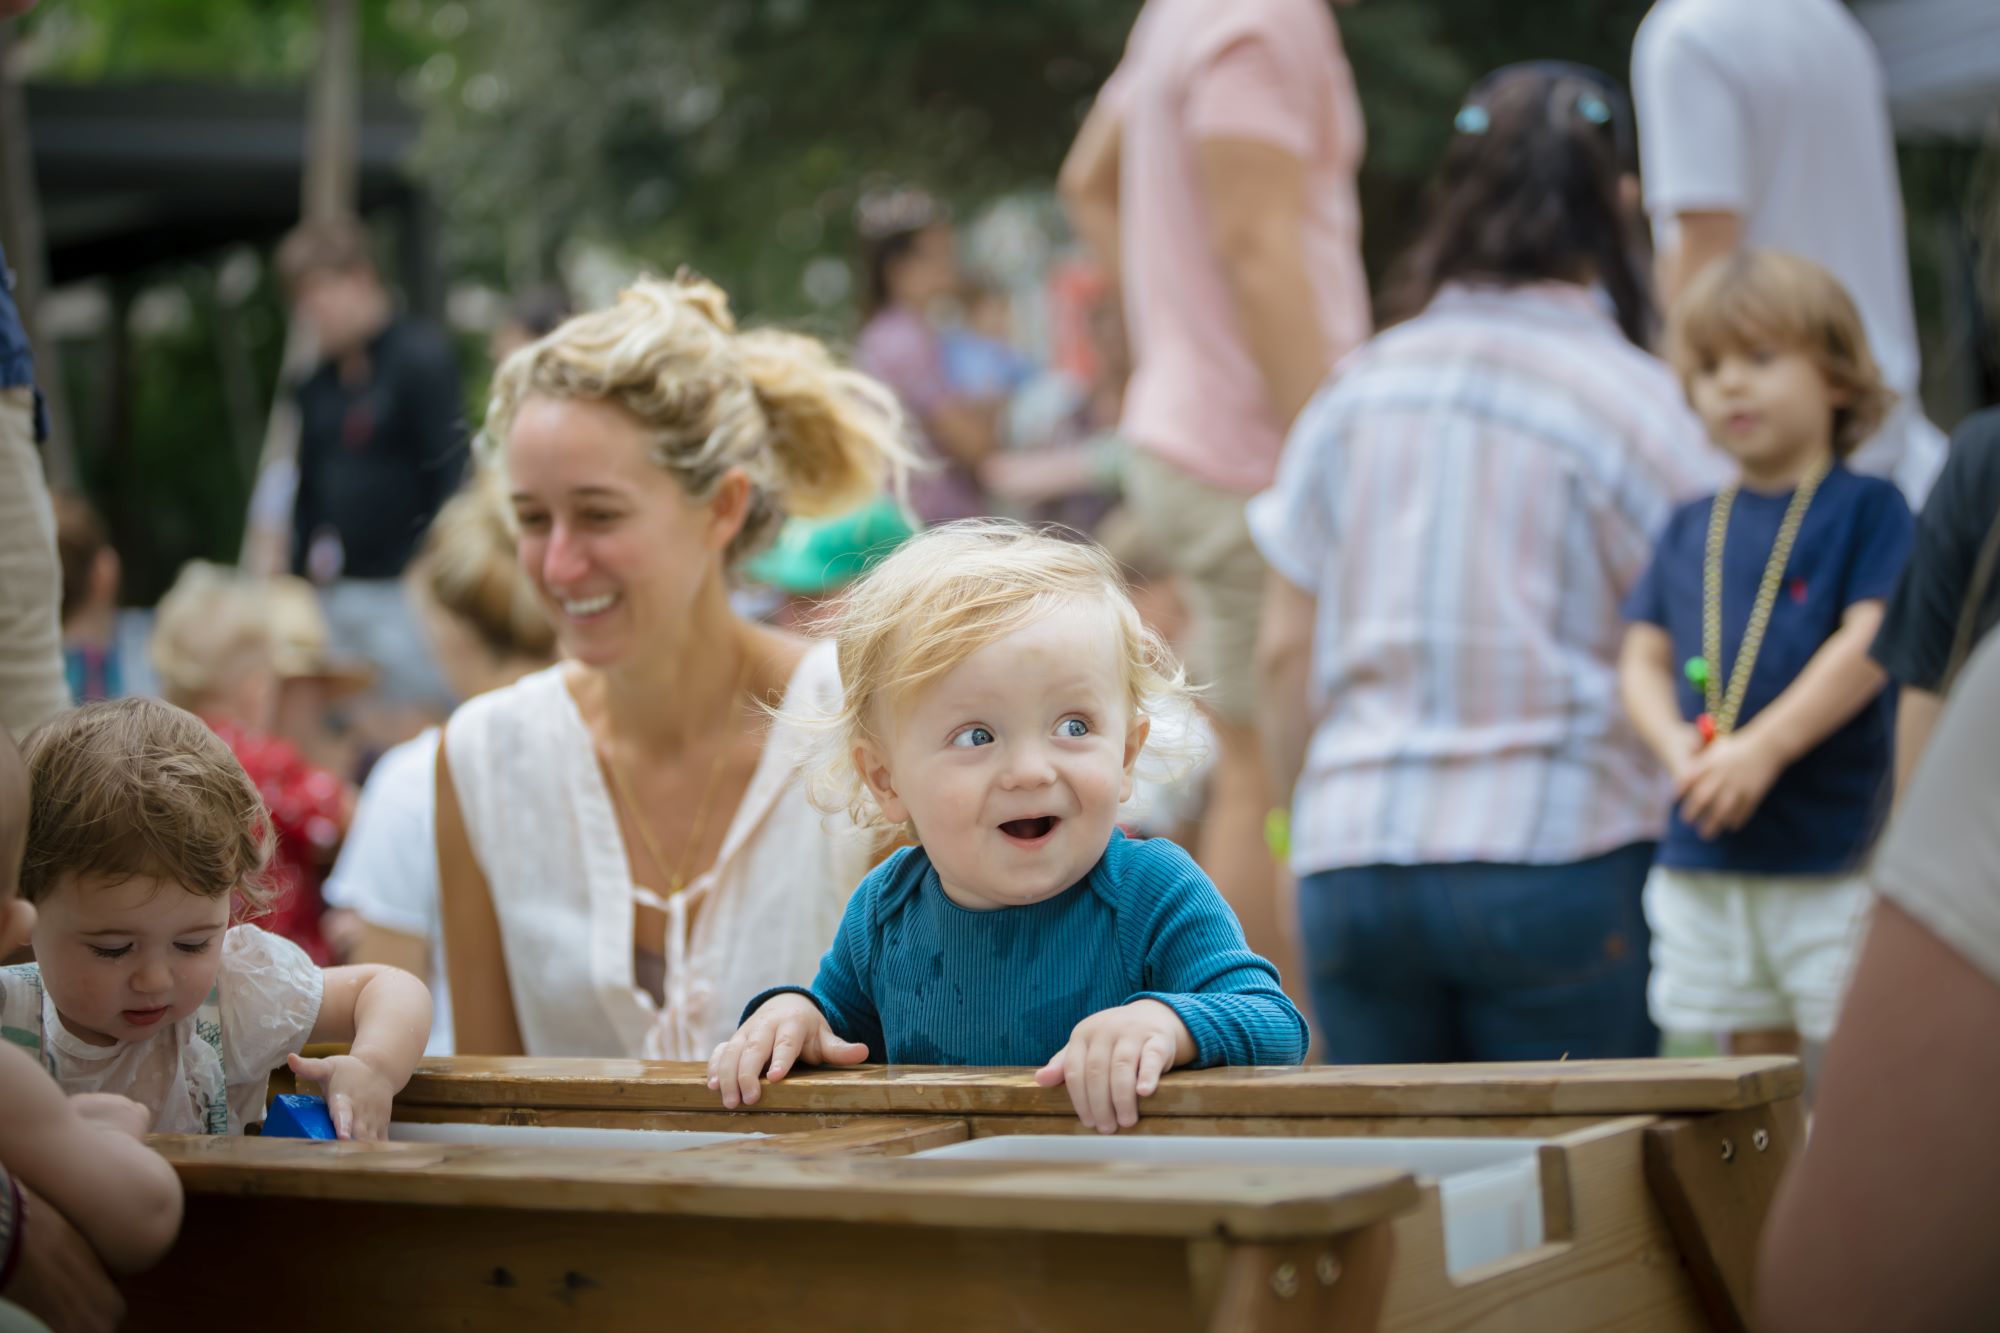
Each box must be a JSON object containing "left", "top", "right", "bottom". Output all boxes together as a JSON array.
[{"left": 707, "top": 520, "right": 1307, "bottom": 1132}]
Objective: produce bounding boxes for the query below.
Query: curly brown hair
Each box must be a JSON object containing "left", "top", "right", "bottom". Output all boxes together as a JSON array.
[{"left": 20, "top": 699, "right": 275, "bottom": 913}]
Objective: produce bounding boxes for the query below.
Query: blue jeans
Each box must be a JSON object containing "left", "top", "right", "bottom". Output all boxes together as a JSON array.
[{"left": 1298, "top": 843, "right": 1658, "bottom": 1064}]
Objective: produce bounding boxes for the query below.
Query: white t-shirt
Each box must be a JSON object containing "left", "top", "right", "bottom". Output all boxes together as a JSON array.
[
  {"left": 322, "top": 727, "right": 453, "bottom": 1055},
  {"left": 1872, "top": 633, "right": 2000, "bottom": 987},
  {"left": 3, "top": 925, "right": 323, "bottom": 1133},
  {"left": 1632, "top": 0, "right": 1943, "bottom": 503}
]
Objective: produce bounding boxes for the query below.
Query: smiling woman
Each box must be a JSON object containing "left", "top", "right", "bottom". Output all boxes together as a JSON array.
[{"left": 435, "top": 274, "right": 914, "bottom": 1061}]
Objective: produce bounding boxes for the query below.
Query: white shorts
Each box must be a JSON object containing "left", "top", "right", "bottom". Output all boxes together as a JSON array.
[{"left": 1643, "top": 865, "right": 1873, "bottom": 1044}]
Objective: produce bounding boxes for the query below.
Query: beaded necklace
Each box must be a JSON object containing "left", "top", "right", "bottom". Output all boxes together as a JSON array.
[{"left": 1684, "top": 457, "right": 1831, "bottom": 745}]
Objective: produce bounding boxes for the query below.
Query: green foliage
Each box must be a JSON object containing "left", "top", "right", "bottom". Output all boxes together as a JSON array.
[
  {"left": 20, "top": 0, "right": 438, "bottom": 82},
  {"left": 410, "top": 0, "right": 1653, "bottom": 322}
]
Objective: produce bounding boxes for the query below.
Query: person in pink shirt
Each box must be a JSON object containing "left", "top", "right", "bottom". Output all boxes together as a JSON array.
[
  {"left": 1059, "top": 0, "right": 1368, "bottom": 988},
  {"left": 852, "top": 191, "right": 999, "bottom": 526}
]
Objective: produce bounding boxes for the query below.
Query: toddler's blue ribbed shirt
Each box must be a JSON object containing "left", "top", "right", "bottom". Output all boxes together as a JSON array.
[{"left": 744, "top": 831, "right": 1308, "bottom": 1066}]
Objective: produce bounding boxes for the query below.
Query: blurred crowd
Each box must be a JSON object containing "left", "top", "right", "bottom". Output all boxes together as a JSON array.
[{"left": 3, "top": 0, "right": 2000, "bottom": 1326}]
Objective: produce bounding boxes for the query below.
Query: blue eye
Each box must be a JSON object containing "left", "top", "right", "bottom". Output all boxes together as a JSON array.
[
  {"left": 951, "top": 726, "right": 996, "bottom": 749},
  {"left": 1057, "top": 718, "right": 1090, "bottom": 739},
  {"left": 89, "top": 944, "right": 132, "bottom": 960}
]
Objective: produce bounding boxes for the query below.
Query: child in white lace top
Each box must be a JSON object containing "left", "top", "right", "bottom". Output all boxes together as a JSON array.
[{"left": 0, "top": 699, "right": 430, "bottom": 1138}]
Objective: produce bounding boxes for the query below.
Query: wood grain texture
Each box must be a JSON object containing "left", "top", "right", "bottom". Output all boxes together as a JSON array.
[
  {"left": 1201, "top": 1226, "right": 1397, "bottom": 1333},
  {"left": 392, "top": 1104, "right": 1633, "bottom": 1140},
  {"left": 1642, "top": 1097, "right": 1807, "bottom": 1333},
  {"left": 123, "top": 1199, "right": 1242, "bottom": 1333},
  {"left": 394, "top": 1057, "right": 1805, "bottom": 1118},
  {"left": 147, "top": 1132, "right": 1420, "bottom": 1241},
  {"left": 1374, "top": 1117, "right": 1710, "bottom": 1333}
]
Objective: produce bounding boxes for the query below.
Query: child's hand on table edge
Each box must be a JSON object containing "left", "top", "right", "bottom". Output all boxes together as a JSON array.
[
  {"left": 706, "top": 993, "right": 869, "bottom": 1109},
  {"left": 287, "top": 1050, "right": 398, "bottom": 1141},
  {"left": 1036, "top": 999, "right": 1196, "bottom": 1135}
]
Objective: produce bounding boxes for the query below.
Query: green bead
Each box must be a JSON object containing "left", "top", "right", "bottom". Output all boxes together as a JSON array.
[{"left": 1684, "top": 656, "right": 1709, "bottom": 688}]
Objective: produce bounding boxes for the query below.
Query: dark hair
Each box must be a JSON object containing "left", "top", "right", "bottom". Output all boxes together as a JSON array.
[
  {"left": 1385, "top": 63, "right": 1654, "bottom": 346},
  {"left": 855, "top": 188, "right": 948, "bottom": 320},
  {"left": 274, "top": 215, "right": 375, "bottom": 295},
  {"left": 51, "top": 492, "right": 109, "bottom": 624}
]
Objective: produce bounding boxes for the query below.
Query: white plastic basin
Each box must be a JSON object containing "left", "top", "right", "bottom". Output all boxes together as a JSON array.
[
  {"left": 915, "top": 1134, "right": 1544, "bottom": 1276},
  {"left": 388, "top": 1122, "right": 762, "bottom": 1151}
]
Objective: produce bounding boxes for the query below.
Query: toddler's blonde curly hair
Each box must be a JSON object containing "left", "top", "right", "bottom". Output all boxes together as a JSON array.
[{"left": 802, "top": 519, "right": 1202, "bottom": 829}]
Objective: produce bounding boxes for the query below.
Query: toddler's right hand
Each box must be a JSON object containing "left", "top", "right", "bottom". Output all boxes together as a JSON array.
[
  {"left": 706, "top": 993, "right": 869, "bottom": 1109},
  {"left": 68, "top": 1093, "right": 152, "bottom": 1140}
]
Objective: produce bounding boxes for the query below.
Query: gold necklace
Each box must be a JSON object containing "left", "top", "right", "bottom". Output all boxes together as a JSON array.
[
  {"left": 600, "top": 650, "right": 755, "bottom": 896},
  {"left": 1693, "top": 457, "right": 1830, "bottom": 743}
]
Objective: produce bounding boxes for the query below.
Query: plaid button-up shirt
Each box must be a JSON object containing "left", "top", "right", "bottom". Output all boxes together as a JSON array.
[{"left": 1250, "top": 282, "right": 1725, "bottom": 873}]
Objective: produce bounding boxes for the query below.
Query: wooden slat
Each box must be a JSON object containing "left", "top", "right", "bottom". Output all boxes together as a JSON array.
[
  {"left": 670, "top": 1117, "right": 969, "bottom": 1159},
  {"left": 1376, "top": 1117, "right": 1708, "bottom": 1332},
  {"left": 393, "top": 1104, "right": 1632, "bottom": 1139},
  {"left": 1200, "top": 1225, "right": 1397, "bottom": 1333},
  {"left": 124, "top": 1200, "right": 1223, "bottom": 1333},
  {"left": 148, "top": 1134, "right": 1419, "bottom": 1242},
  {"left": 395, "top": 1057, "right": 1804, "bottom": 1118},
  {"left": 1642, "top": 1098, "right": 1807, "bottom": 1333}
]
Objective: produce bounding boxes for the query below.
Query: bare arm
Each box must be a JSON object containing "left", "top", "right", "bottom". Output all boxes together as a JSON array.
[
  {"left": 1657, "top": 210, "right": 1743, "bottom": 312},
  {"left": 309, "top": 963, "right": 432, "bottom": 1070},
  {"left": 1619, "top": 623, "right": 1700, "bottom": 782},
  {"left": 435, "top": 741, "right": 526, "bottom": 1055},
  {"left": 348, "top": 921, "right": 430, "bottom": 979},
  {"left": 1737, "top": 601, "right": 1890, "bottom": 767},
  {"left": 1893, "top": 686, "right": 1943, "bottom": 799},
  {"left": 1759, "top": 899, "right": 2000, "bottom": 1332},
  {"left": 0, "top": 1045, "right": 181, "bottom": 1274},
  {"left": 1058, "top": 96, "right": 1123, "bottom": 287},
  {"left": 1254, "top": 572, "right": 1316, "bottom": 809},
  {"left": 1195, "top": 138, "right": 1329, "bottom": 430}
]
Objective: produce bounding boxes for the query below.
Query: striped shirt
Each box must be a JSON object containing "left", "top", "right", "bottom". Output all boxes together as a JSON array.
[{"left": 1248, "top": 282, "right": 1724, "bottom": 873}]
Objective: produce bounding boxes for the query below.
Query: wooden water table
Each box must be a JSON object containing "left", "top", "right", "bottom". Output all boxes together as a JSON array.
[{"left": 131, "top": 1056, "right": 1801, "bottom": 1332}]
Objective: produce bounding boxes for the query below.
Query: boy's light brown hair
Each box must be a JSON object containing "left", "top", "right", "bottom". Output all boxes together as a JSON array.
[
  {"left": 19, "top": 699, "right": 274, "bottom": 911},
  {"left": 1668, "top": 249, "right": 1894, "bottom": 458}
]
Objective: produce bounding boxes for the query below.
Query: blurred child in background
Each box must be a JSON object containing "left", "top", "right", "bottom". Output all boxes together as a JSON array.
[
  {"left": 151, "top": 562, "right": 351, "bottom": 965},
  {"left": 52, "top": 493, "right": 154, "bottom": 704},
  {"left": 1620, "top": 250, "right": 1914, "bottom": 1069}
]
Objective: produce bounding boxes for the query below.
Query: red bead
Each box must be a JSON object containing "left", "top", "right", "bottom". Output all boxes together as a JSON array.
[{"left": 1696, "top": 713, "right": 1717, "bottom": 744}]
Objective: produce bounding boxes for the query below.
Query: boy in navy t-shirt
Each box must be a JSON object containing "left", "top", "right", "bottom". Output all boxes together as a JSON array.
[{"left": 1619, "top": 250, "right": 1913, "bottom": 1067}]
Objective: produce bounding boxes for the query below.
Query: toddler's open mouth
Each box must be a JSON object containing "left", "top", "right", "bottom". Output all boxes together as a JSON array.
[{"left": 999, "top": 816, "right": 1060, "bottom": 843}]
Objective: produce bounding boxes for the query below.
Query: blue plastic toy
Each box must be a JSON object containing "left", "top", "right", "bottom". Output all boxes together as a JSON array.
[{"left": 262, "top": 1094, "right": 338, "bottom": 1140}]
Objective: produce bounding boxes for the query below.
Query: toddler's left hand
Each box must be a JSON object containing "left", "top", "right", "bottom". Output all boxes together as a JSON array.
[
  {"left": 1676, "top": 732, "right": 1784, "bottom": 839},
  {"left": 287, "top": 1051, "right": 395, "bottom": 1141},
  {"left": 1035, "top": 999, "right": 1197, "bottom": 1134}
]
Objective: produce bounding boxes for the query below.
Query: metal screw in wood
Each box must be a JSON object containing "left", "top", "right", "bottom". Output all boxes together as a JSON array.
[
  {"left": 1271, "top": 1262, "right": 1300, "bottom": 1300},
  {"left": 1720, "top": 1138, "right": 1736, "bottom": 1162},
  {"left": 1753, "top": 1129, "right": 1770, "bottom": 1153},
  {"left": 1316, "top": 1254, "right": 1342, "bottom": 1287}
]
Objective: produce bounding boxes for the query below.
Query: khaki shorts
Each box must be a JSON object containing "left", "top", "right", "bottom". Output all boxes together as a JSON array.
[
  {"left": 0, "top": 386, "right": 69, "bottom": 740},
  {"left": 1123, "top": 448, "right": 1268, "bottom": 724}
]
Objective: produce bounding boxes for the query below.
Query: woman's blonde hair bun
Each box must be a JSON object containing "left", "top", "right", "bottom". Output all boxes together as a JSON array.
[{"left": 483, "top": 270, "right": 914, "bottom": 565}]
